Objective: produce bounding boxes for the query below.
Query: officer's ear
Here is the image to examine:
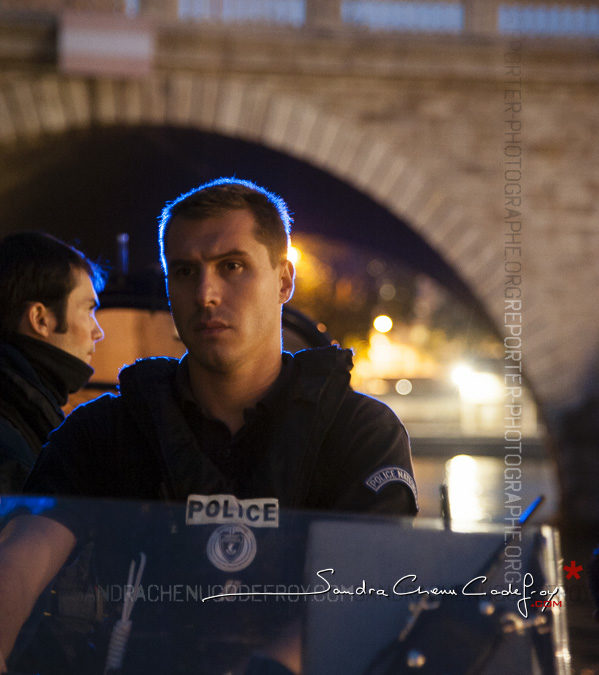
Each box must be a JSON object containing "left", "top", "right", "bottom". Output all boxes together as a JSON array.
[
  {"left": 279, "top": 259, "right": 295, "bottom": 304},
  {"left": 18, "top": 302, "right": 57, "bottom": 340}
]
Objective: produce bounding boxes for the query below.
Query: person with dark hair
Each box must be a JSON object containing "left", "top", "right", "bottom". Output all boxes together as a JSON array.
[
  {"left": 0, "top": 231, "right": 105, "bottom": 492},
  {"left": 0, "top": 180, "right": 417, "bottom": 673}
]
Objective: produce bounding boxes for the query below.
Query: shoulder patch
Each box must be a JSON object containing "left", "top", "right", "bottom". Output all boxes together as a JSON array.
[{"left": 365, "top": 466, "right": 418, "bottom": 502}]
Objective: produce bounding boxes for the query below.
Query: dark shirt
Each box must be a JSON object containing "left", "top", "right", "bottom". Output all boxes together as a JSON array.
[{"left": 175, "top": 354, "right": 294, "bottom": 489}]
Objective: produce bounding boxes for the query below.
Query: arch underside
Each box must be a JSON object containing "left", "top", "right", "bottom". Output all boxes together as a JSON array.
[{"left": 0, "top": 71, "right": 589, "bottom": 409}]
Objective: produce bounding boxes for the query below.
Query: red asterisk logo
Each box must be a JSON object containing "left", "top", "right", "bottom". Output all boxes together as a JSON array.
[{"left": 564, "top": 560, "right": 583, "bottom": 580}]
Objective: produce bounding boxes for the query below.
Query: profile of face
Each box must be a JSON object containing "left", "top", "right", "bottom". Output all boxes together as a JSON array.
[
  {"left": 165, "top": 208, "right": 294, "bottom": 374},
  {"left": 44, "top": 267, "right": 104, "bottom": 364}
]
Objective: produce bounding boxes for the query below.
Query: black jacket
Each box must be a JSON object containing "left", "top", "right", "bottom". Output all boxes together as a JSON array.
[
  {"left": 0, "top": 336, "right": 93, "bottom": 493},
  {"left": 0, "top": 342, "right": 64, "bottom": 492},
  {"left": 24, "top": 347, "right": 417, "bottom": 536}
]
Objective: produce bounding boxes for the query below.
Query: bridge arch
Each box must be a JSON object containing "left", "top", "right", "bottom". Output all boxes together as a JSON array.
[{"left": 0, "top": 70, "right": 535, "bottom": 403}]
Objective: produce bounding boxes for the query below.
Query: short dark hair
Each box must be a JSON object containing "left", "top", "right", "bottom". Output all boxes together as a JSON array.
[
  {"left": 158, "top": 178, "right": 292, "bottom": 272},
  {"left": 0, "top": 232, "right": 106, "bottom": 340}
]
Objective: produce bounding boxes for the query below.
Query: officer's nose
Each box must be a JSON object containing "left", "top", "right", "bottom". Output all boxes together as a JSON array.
[
  {"left": 195, "top": 269, "right": 221, "bottom": 307},
  {"left": 92, "top": 316, "right": 104, "bottom": 342}
]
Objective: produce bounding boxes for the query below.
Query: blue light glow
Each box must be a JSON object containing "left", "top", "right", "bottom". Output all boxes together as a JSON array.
[{"left": 0, "top": 495, "right": 57, "bottom": 518}]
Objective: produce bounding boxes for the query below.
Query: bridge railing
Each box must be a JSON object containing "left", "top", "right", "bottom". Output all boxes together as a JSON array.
[{"left": 2, "top": 0, "right": 599, "bottom": 39}]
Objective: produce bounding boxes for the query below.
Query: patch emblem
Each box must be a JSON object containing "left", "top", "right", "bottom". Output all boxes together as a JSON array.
[
  {"left": 207, "top": 524, "right": 257, "bottom": 572},
  {"left": 365, "top": 466, "right": 418, "bottom": 502}
]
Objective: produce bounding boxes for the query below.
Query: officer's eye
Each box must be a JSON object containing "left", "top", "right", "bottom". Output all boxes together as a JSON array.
[
  {"left": 172, "top": 265, "right": 193, "bottom": 277},
  {"left": 223, "top": 261, "right": 243, "bottom": 272}
]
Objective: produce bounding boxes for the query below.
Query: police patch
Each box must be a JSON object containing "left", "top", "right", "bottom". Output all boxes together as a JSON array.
[
  {"left": 206, "top": 524, "right": 257, "bottom": 572},
  {"left": 365, "top": 466, "right": 418, "bottom": 500},
  {"left": 186, "top": 494, "right": 279, "bottom": 528}
]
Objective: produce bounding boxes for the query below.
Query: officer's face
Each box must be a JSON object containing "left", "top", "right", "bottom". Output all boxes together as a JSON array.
[
  {"left": 46, "top": 268, "right": 104, "bottom": 364},
  {"left": 165, "top": 209, "right": 294, "bottom": 374}
]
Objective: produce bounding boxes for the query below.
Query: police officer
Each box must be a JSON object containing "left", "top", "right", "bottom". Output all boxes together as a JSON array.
[{"left": 0, "top": 180, "right": 417, "bottom": 672}]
